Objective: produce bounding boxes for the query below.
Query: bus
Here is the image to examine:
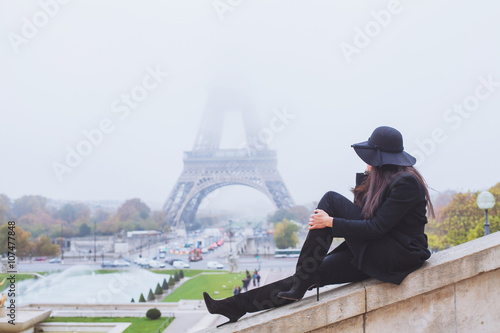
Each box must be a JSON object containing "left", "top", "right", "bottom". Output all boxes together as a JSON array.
[{"left": 274, "top": 249, "right": 301, "bottom": 258}]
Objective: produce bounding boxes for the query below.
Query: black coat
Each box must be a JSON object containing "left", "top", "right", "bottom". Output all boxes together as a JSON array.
[{"left": 332, "top": 172, "right": 431, "bottom": 284}]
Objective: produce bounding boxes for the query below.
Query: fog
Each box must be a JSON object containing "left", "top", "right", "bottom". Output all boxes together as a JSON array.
[{"left": 1, "top": 1, "right": 499, "bottom": 217}]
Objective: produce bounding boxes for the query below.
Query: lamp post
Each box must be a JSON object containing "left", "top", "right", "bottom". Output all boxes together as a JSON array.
[
  {"left": 477, "top": 191, "right": 496, "bottom": 236},
  {"left": 229, "top": 220, "right": 233, "bottom": 256},
  {"left": 93, "top": 219, "right": 97, "bottom": 262},
  {"left": 60, "top": 223, "right": 64, "bottom": 261}
]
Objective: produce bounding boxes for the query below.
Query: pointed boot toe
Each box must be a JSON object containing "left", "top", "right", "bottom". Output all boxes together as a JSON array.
[{"left": 203, "top": 292, "right": 245, "bottom": 327}]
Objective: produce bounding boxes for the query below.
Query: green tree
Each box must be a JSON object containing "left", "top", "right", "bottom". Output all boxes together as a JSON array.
[
  {"left": 33, "top": 234, "right": 60, "bottom": 256},
  {"left": 0, "top": 223, "right": 34, "bottom": 257},
  {"left": 168, "top": 276, "right": 175, "bottom": 287},
  {"left": 162, "top": 278, "right": 169, "bottom": 290},
  {"left": 79, "top": 223, "right": 91, "bottom": 237},
  {"left": 273, "top": 218, "right": 300, "bottom": 249},
  {"left": 174, "top": 272, "right": 180, "bottom": 282},
  {"left": 154, "top": 283, "right": 163, "bottom": 295},
  {"left": 138, "top": 293, "right": 146, "bottom": 302},
  {"left": 427, "top": 182, "right": 500, "bottom": 250},
  {"left": 147, "top": 288, "right": 155, "bottom": 301}
]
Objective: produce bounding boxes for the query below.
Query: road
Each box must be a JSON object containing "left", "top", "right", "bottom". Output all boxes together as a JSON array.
[
  {"left": 17, "top": 254, "right": 296, "bottom": 273},
  {"left": 17, "top": 235, "right": 299, "bottom": 273}
]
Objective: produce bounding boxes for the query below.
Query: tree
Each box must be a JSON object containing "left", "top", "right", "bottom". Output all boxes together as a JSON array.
[
  {"left": 162, "top": 278, "right": 169, "bottom": 290},
  {"left": 117, "top": 198, "right": 150, "bottom": 221},
  {"left": 0, "top": 223, "right": 34, "bottom": 257},
  {"left": 268, "top": 208, "right": 299, "bottom": 224},
  {"left": 273, "top": 218, "right": 300, "bottom": 249},
  {"left": 427, "top": 182, "right": 500, "bottom": 250},
  {"left": 146, "top": 308, "right": 161, "bottom": 320},
  {"left": 138, "top": 293, "right": 146, "bottom": 302},
  {"left": 93, "top": 207, "right": 111, "bottom": 224},
  {"left": 147, "top": 288, "right": 155, "bottom": 301},
  {"left": 33, "top": 234, "right": 60, "bottom": 256},
  {"left": 154, "top": 283, "right": 163, "bottom": 295},
  {"left": 97, "top": 199, "right": 159, "bottom": 235},
  {"left": 0, "top": 194, "right": 12, "bottom": 224},
  {"left": 13, "top": 195, "right": 47, "bottom": 217},
  {"left": 58, "top": 204, "right": 77, "bottom": 223},
  {"left": 174, "top": 271, "right": 180, "bottom": 282},
  {"left": 79, "top": 223, "right": 91, "bottom": 237},
  {"left": 17, "top": 210, "right": 66, "bottom": 239},
  {"left": 168, "top": 276, "right": 175, "bottom": 287}
]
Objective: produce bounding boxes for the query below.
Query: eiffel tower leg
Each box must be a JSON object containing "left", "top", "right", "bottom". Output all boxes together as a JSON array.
[
  {"left": 266, "top": 180, "right": 294, "bottom": 209},
  {"left": 163, "top": 182, "right": 194, "bottom": 227}
]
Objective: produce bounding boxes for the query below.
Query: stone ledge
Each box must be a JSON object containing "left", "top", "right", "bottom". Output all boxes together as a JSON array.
[{"left": 200, "top": 231, "right": 500, "bottom": 332}]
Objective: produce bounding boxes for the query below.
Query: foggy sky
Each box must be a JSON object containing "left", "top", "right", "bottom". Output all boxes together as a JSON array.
[{"left": 1, "top": 1, "right": 499, "bottom": 216}]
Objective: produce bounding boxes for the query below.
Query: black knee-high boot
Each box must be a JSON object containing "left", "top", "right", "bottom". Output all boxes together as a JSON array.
[
  {"left": 203, "top": 276, "right": 295, "bottom": 327},
  {"left": 278, "top": 227, "right": 333, "bottom": 301}
]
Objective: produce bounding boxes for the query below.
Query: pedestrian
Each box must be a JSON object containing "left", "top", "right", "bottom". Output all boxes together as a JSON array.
[
  {"left": 233, "top": 286, "right": 239, "bottom": 296},
  {"left": 242, "top": 276, "right": 250, "bottom": 292},
  {"left": 256, "top": 272, "right": 261, "bottom": 287},
  {"left": 253, "top": 270, "right": 258, "bottom": 287}
]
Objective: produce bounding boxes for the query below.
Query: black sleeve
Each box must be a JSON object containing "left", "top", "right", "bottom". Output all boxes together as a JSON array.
[{"left": 333, "top": 174, "right": 421, "bottom": 240}]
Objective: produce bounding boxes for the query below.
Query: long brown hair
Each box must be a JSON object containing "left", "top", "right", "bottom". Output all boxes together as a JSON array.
[{"left": 352, "top": 165, "right": 434, "bottom": 219}]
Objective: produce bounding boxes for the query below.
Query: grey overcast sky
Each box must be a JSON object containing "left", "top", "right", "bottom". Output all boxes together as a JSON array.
[{"left": 1, "top": 1, "right": 499, "bottom": 215}]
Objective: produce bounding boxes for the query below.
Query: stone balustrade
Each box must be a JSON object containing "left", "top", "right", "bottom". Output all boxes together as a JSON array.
[{"left": 202, "top": 231, "right": 500, "bottom": 332}]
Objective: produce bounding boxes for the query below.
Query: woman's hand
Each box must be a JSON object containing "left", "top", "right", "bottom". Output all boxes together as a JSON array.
[{"left": 308, "top": 209, "right": 333, "bottom": 230}]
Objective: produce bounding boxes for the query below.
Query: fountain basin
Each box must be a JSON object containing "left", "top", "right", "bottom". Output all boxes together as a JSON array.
[{"left": 0, "top": 309, "right": 51, "bottom": 333}]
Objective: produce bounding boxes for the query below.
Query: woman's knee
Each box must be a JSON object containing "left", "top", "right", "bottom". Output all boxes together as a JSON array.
[{"left": 317, "top": 191, "right": 342, "bottom": 214}]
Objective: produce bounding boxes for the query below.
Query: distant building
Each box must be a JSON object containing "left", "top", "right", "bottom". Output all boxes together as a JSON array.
[{"left": 126, "top": 230, "right": 161, "bottom": 238}]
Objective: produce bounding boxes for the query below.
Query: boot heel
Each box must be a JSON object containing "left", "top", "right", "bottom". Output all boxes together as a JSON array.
[{"left": 217, "top": 320, "right": 234, "bottom": 328}]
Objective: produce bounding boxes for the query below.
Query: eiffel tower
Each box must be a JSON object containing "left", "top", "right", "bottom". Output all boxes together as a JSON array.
[{"left": 163, "top": 89, "right": 294, "bottom": 227}]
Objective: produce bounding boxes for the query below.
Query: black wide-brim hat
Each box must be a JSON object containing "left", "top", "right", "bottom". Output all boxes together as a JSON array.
[{"left": 351, "top": 126, "right": 416, "bottom": 167}]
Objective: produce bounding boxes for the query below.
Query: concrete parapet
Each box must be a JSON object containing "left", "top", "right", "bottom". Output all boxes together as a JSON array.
[{"left": 201, "top": 231, "right": 500, "bottom": 332}]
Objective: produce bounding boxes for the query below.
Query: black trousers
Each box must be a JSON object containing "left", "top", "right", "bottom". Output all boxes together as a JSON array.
[
  {"left": 226, "top": 191, "right": 369, "bottom": 314},
  {"left": 296, "top": 191, "right": 369, "bottom": 286},
  {"left": 316, "top": 191, "right": 369, "bottom": 285}
]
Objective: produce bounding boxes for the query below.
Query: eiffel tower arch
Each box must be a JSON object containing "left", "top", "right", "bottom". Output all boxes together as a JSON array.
[{"left": 163, "top": 89, "right": 294, "bottom": 227}]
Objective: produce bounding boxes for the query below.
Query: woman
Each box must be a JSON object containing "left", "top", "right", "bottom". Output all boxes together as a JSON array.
[{"left": 203, "top": 126, "right": 434, "bottom": 327}]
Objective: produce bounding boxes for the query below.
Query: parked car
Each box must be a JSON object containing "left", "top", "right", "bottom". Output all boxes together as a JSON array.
[
  {"left": 206, "top": 261, "right": 224, "bottom": 269},
  {"left": 101, "top": 261, "right": 116, "bottom": 268},
  {"left": 172, "top": 260, "right": 190, "bottom": 269},
  {"left": 133, "top": 258, "right": 149, "bottom": 268},
  {"left": 113, "top": 259, "right": 130, "bottom": 267},
  {"left": 48, "top": 258, "right": 61, "bottom": 264},
  {"left": 166, "top": 258, "right": 182, "bottom": 265},
  {"left": 33, "top": 257, "right": 46, "bottom": 261},
  {"left": 148, "top": 260, "right": 166, "bottom": 269}
]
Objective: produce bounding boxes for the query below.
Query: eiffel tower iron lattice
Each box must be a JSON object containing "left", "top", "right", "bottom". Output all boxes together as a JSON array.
[{"left": 163, "top": 90, "right": 294, "bottom": 228}]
